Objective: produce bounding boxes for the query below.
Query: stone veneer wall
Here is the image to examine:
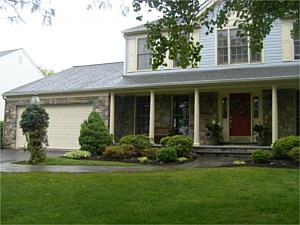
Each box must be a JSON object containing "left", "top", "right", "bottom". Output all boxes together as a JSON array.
[
  {"left": 263, "top": 88, "right": 296, "bottom": 141},
  {"left": 3, "top": 95, "right": 110, "bottom": 149}
]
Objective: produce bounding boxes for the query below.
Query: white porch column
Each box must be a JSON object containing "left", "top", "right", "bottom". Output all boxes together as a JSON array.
[
  {"left": 149, "top": 90, "right": 155, "bottom": 143},
  {"left": 272, "top": 85, "right": 278, "bottom": 144},
  {"left": 109, "top": 93, "right": 115, "bottom": 142},
  {"left": 194, "top": 89, "right": 200, "bottom": 146}
]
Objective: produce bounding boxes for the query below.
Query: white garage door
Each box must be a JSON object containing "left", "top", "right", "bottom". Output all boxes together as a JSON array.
[{"left": 17, "top": 104, "right": 93, "bottom": 150}]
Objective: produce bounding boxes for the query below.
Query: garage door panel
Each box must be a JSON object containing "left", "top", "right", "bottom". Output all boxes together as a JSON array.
[{"left": 17, "top": 104, "right": 92, "bottom": 150}]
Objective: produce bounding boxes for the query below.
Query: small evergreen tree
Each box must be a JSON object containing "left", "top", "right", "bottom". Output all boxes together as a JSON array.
[
  {"left": 79, "top": 111, "right": 112, "bottom": 155},
  {"left": 19, "top": 105, "right": 49, "bottom": 164}
]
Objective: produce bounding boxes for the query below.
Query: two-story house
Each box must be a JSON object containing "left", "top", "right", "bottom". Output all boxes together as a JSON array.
[{"left": 2, "top": 4, "right": 299, "bottom": 150}]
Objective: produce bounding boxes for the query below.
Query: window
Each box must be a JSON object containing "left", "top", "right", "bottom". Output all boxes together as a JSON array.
[
  {"left": 137, "top": 38, "right": 151, "bottom": 70},
  {"left": 217, "top": 29, "right": 262, "bottom": 65},
  {"left": 173, "top": 95, "right": 189, "bottom": 135},
  {"left": 135, "top": 96, "right": 150, "bottom": 134},
  {"left": 294, "top": 36, "right": 300, "bottom": 60}
]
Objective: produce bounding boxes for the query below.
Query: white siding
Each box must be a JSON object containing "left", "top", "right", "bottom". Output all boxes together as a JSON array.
[{"left": 0, "top": 49, "right": 43, "bottom": 120}]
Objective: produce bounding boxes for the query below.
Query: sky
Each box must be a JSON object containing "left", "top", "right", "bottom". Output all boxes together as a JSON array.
[{"left": 0, "top": 0, "right": 158, "bottom": 72}]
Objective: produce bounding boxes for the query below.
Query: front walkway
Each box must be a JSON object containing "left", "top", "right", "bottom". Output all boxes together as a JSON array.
[{"left": 0, "top": 149, "right": 241, "bottom": 172}]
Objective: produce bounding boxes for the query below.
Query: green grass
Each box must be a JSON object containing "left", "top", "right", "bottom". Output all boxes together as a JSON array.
[
  {"left": 1, "top": 168, "right": 299, "bottom": 224},
  {"left": 13, "top": 156, "right": 139, "bottom": 166}
]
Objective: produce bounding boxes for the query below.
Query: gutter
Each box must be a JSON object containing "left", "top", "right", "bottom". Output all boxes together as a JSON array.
[{"left": 2, "top": 75, "right": 299, "bottom": 98}]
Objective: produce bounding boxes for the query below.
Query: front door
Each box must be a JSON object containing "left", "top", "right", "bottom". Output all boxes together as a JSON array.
[{"left": 229, "top": 93, "right": 251, "bottom": 137}]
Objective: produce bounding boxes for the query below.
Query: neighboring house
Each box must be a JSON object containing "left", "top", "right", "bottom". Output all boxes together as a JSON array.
[
  {"left": 2, "top": 5, "right": 299, "bottom": 150},
  {"left": 0, "top": 49, "right": 43, "bottom": 120}
]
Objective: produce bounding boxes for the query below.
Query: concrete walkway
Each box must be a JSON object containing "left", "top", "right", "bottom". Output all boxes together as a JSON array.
[{"left": 0, "top": 149, "right": 241, "bottom": 173}]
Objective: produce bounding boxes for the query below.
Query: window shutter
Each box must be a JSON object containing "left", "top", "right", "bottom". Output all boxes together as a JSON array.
[
  {"left": 127, "top": 39, "right": 137, "bottom": 72},
  {"left": 281, "top": 22, "right": 292, "bottom": 61}
]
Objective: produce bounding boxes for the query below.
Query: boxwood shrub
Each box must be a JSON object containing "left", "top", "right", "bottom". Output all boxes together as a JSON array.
[
  {"left": 119, "top": 135, "right": 151, "bottom": 155},
  {"left": 156, "top": 146, "right": 177, "bottom": 163},
  {"left": 167, "top": 135, "right": 193, "bottom": 157},
  {"left": 272, "top": 136, "right": 300, "bottom": 159},
  {"left": 250, "top": 149, "right": 271, "bottom": 163},
  {"left": 289, "top": 147, "right": 300, "bottom": 163}
]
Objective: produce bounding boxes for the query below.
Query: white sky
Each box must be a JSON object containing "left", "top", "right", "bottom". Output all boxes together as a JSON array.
[{"left": 0, "top": 0, "right": 158, "bottom": 72}]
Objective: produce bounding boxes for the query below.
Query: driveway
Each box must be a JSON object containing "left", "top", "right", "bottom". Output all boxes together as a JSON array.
[{"left": 0, "top": 149, "right": 239, "bottom": 172}]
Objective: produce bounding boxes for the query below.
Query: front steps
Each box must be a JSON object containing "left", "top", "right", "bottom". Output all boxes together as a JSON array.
[{"left": 192, "top": 144, "right": 272, "bottom": 158}]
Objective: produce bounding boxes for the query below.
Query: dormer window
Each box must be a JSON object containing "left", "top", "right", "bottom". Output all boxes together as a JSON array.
[
  {"left": 217, "top": 28, "right": 262, "bottom": 65},
  {"left": 137, "top": 38, "right": 151, "bottom": 70}
]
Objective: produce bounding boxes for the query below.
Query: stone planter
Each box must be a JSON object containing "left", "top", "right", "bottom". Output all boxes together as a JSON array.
[
  {"left": 207, "top": 137, "right": 220, "bottom": 145},
  {"left": 256, "top": 136, "right": 265, "bottom": 146}
]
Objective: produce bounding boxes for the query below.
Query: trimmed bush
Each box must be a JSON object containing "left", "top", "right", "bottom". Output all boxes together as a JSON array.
[
  {"left": 160, "top": 136, "right": 170, "bottom": 146},
  {"left": 64, "top": 150, "right": 92, "bottom": 159},
  {"left": 103, "top": 144, "right": 135, "bottom": 159},
  {"left": 79, "top": 111, "right": 113, "bottom": 155},
  {"left": 119, "top": 135, "right": 151, "bottom": 155},
  {"left": 167, "top": 135, "right": 193, "bottom": 157},
  {"left": 289, "top": 147, "right": 300, "bottom": 163},
  {"left": 251, "top": 149, "right": 271, "bottom": 163},
  {"left": 156, "top": 146, "right": 177, "bottom": 163},
  {"left": 272, "top": 136, "right": 300, "bottom": 159},
  {"left": 140, "top": 148, "right": 157, "bottom": 159}
]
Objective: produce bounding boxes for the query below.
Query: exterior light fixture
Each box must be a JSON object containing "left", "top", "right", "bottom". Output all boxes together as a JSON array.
[{"left": 31, "top": 93, "right": 40, "bottom": 105}]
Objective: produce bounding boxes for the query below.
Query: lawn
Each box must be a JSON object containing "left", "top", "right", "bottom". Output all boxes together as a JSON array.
[
  {"left": 1, "top": 168, "right": 299, "bottom": 224},
  {"left": 13, "top": 157, "right": 139, "bottom": 166}
]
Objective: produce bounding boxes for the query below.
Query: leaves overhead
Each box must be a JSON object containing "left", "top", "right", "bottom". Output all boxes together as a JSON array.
[{"left": 133, "top": 0, "right": 299, "bottom": 70}]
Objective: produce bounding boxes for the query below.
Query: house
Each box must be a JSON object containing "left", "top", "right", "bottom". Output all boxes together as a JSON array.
[
  {"left": 2, "top": 5, "right": 299, "bottom": 150},
  {"left": 0, "top": 49, "right": 43, "bottom": 120}
]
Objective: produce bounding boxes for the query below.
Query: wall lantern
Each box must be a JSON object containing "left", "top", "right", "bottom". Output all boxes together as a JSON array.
[{"left": 253, "top": 96, "right": 259, "bottom": 118}]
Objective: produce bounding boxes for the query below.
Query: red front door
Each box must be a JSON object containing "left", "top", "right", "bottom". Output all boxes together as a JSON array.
[{"left": 229, "top": 93, "right": 251, "bottom": 136}]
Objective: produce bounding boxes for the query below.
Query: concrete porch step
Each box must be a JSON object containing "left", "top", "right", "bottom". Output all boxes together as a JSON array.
[{"left": 192, "top": 145, "right": 272, "bottom": 157}]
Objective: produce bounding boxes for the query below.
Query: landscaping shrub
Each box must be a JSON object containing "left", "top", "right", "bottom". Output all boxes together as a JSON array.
[
  {"left": 160, "top": 136, "right": 170, "bottom": 146},
  {"left": 251, "top": 149, "right": 271, "bottom": 163},
  {"left": 167, "top": 135, "right": 193, "bottom": 157},
  {"left": 140, "top": 148, "right": 157, "bottom": 159},
  {"left": 0, "top": 120, "right": 3, "bottom": 148},
  {"left": 289, "top": 147, "right": 300, "bottom": 163},
  {"left": 103, "top": 144, "right": 135, "bottom": 159},
  {"left": 79, "top": 111, "right": 113, "bottom": 155},
  {"left": 119, "top": 135, "right": 151, "bottom": 155},
  {"left": 64, "top": 150, "right": 92, "bottom": 159},
  {"left": 272, "top": 136, "right": 300, "bottom": 159},
  {"left": 19, "top": 105, "right": 49, "bottom": 164},
  {"left": 156, "top": 146, "right": 177, "bottom": 163}
]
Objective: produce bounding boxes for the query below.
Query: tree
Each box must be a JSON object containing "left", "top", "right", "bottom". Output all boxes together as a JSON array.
[
  {"left": 39, "top": 67, "right": 55, "bottom": 77},
  {"left": 19, "top": 104, "right": 49, "bottom": 164},
  {"left": 79, "top": 111, "right": 113, "bottom": 155},
  {"left": 2, "top": 0, "right": 299, "bottom": 69}
]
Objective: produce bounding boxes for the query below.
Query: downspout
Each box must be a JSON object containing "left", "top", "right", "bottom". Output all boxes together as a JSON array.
[{"left": 1, "top": 95, "right": 7, "bottom": 149}]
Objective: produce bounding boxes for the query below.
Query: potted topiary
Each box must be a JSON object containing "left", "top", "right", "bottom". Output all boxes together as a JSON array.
[
  {"left": 253, "top": 123, "right": 266, "bottom": 146},
  {"left": 205, "top": 120, "right": 223, "bottom": 145}
]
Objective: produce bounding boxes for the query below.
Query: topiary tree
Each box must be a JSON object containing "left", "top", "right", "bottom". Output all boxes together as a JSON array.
[
  {"left": 79, "top": 111, "right": 113, "bottom": 155},
  {"left": 19, "top": 105, "right": 49, "bottom": 164}
]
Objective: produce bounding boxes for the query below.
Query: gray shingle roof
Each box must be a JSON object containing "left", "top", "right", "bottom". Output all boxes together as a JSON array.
[
  {"left": 3, "top": 62, "right": 299, "bottom": 96},
  {"left": 0, "top": 49, "right": 21, "bottom": 58}
]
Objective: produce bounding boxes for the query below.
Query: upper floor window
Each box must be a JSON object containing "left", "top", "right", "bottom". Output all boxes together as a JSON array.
[
  {"left": 293, "top": 33, "right": 300, "bottom": 60},
  {"left": 137, "top": 38, "right": 151, "bottom": 70},
  {"left": 217, "top": 28, "right": 262, "bottom": 65}
]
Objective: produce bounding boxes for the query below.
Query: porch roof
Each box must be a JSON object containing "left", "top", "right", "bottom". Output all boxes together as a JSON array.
[{"left": 3, "top": 62, "right": 299, "bottom": 97}]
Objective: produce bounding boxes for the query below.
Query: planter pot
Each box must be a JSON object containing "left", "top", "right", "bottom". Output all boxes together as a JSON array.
[
  {"left": 208, "top": 137, "right": 220, "bottom": 145},
  {"left": 256, "top": 136, "right": 265, "bottom": 146}
]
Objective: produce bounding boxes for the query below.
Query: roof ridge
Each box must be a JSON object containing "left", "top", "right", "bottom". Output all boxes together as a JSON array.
[{"left": 73, "top": 61, "right": 124, "bottom": 68}]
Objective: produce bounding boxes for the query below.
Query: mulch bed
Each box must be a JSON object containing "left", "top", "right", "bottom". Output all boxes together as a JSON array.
[{"left": 228, "top": 159, "right": 299, "bottom": 169}]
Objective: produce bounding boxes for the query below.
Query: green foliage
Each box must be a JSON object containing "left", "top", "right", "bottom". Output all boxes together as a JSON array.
[
  {"left": 167, "top": 135, "right": 193, "bottom": 157},
  {"left": 233, "top": 160, "right": 246, "bottom": 165},
  {"left": 103, "top": 144, "right": 135, "bottom": 159},
  {"left": 177, "top": 157, "right": 187, "bottom": 162},
  {"left": 79, "top": 111, "right": 113, "bottom": 155},
  {"left": 251, "top": 149, "right": 271, "bottom": 163},
  {"left": 156, "top": 146, "right": 177, "bottom": 163},
  {"left": 133, "top": 0, "right": 299, "bottom": 69},
  {"left": 140, "top": 148, "right": 157, "bottom": 159},
  {"left": 19, "top": 105, "right": 49, "bottom": 164},
  {"left": 272, "top": 136, "right": 300, "bottom": 159},
  {"left": 0, "top": 120, "right": 3, "bottom": 148},
  {"left": 119, "top": 135, "right": 151, "bottom": 154},
  {"left": 138, "top": 157, "right": 148, "bottom": 163},
  {"left": 205, "top": 120, "right": 223, "bottom": 141},
  {"left": 64, "top": 150, "right": 92, "bottom": 159},
  {"left": 289, "top": 147, "right": 300, "bottom": 163},
  {"left": 253, "top": 123, "right": 266, "bottom": 137},
  {"left": 160, "top": 136, "right": 170, "bottom": 146}
]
